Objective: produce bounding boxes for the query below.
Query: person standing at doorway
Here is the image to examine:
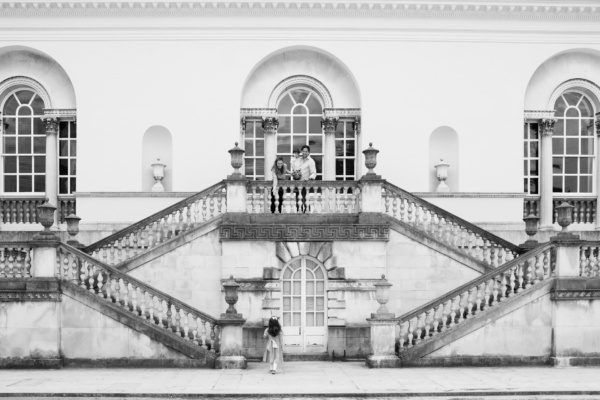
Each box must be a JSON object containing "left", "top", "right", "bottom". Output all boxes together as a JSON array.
[{"left": 263, "top": 317, "right": 284, "bottom": 374}]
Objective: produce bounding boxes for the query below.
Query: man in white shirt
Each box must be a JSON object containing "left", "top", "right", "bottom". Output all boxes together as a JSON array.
[{"left": 297, "top": 145, "right": 316, "bottom": 212}]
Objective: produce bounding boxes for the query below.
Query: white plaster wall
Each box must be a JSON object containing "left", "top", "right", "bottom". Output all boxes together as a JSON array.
[
  {"left": 60, "top": 295, "right": 189, "bottom": 359},
  {"left": 129, "top": 229, "right": 224, "bottom": 318},
  {"left": 0, "top": 302, "right": 59, "bottom": 359},
  {"left": 385, "top": 230, "right": 481, "bottom": 315},
  {"left": 426, "top": 294, "right": 553, "bottom": 358},
  {"left": 554, "top": 299, "right": 600, "bottom": 358}
]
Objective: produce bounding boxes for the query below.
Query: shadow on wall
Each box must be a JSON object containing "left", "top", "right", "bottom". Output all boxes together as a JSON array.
[
  {"left": 142, "top": 126, "right": 173, "bottom": 192},
  {"left": 429, "top": 126, "right": 459, "bottom": 192}
]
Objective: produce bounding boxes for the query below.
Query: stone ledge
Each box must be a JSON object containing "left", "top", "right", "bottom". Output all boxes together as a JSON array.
[
  {"left": 411, "top": 356, "right": 551, "bottom": 367},
  {"left": 63, "top": 358, "right": 209, "bottom": 368},
  {"left": 553, "top": 357, "right": 600, "bottom": 367},
  {"left": 0, "top": 358, "right": 62, "bottom": 369}
]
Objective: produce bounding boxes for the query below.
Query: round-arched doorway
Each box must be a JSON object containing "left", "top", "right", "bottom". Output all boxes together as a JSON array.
[{"left": 281, "top": 256, "right": 327, "bottom": 354}]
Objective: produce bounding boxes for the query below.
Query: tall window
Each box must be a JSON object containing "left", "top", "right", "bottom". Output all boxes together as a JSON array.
[
  {"left": 552, "top": 92, "right": 595, "bottom": 194},
  {"left": 524, "top": 122, "right": 540, "bottom": 195},
  {"left": 335, "top": 119, "right": 356, "bottom": 181},
  {"left": 1, "top": 89, "right": 45, "bottom": 193},
  {"left": 243, "top": 119, "right": 265, "bottom": 180},
  {"left": 277, "top": 88, "right": 323, "bottom": 180},
  {"left": 59, "top": 121, "right": 76, "bottom": 194}
]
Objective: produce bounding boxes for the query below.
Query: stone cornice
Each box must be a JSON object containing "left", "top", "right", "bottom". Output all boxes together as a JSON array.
[
  {"left": 0, "top": 1, "right": 599, "bottom": 20},
  {"left": 524, "top": 110, "right": 555, "bottom": 120}
]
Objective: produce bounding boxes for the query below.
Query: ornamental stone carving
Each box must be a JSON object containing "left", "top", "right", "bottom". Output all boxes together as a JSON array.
[
  {"left": 321, "top": 116, "right": 339, "bottom": 133},
  {"left": 261, "top": 117, "right": 279, "bottom": 134},
  {"left": 41, "top": 116, "right": 59, "bottom": 135},
  {"left": 219, "top": 224, "right": 389, "bottom": 241},
  {"left": 352, "top": 116, "right": 361, "bottom": 135},
  {"left": 542, "top": 118, "right": 556, "bottom": 137}
]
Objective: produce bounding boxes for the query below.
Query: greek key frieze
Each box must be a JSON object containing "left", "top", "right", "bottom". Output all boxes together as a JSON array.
[
  {"left": 0, "top": 291, "right": 61, "bottom": 302},
  {"left": 219, "top": 224, "right": 389, "bottom": 241}
]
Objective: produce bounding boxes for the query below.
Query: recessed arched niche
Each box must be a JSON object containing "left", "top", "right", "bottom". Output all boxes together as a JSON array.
[
  {"left": 525, "top": 49, "right": 600, "bottom": 110},
  {"left": 429, "top": 127, "right": 459, "bottom": 192},
  {"left": 142, "top": 126, "right": 173, "bottom": 192}
]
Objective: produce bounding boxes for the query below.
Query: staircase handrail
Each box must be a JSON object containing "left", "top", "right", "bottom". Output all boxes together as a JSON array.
[
  {"left": 58, "top": 243, "right": 219, "bottom": 324},
  {"left": 396, "top": 242, "right": 555, "bottom": 324},
  {"left": 383, "top": 182, "right": 523, "bottom": 256},
  {"left": 84, "top": 181, "right": 226, "bottom": 254}
]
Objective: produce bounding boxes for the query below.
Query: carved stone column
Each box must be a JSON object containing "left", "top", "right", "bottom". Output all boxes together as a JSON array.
[
  {"left": 595, "top": 114, "right": 600, "bottom": 229},
  {"left": 540, "top": 118, "right": 556, "bottom": 230},
  {"left": 262, "top": 117, "right": 278, "bottom": 180},
  {"left": 42, "top": 116, "right": 59, "bottom": 227},
  {"left": 322, "top": 116, "right": 338, "bottom": 180}
]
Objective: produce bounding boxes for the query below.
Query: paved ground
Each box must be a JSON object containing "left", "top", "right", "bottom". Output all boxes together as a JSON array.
[{"left": 0, "top": 362, "right": 600, "bottom": 398}]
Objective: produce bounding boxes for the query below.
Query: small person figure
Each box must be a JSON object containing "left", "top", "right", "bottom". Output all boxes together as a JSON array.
[
  {"left": 263, "top": 316, "right": 284, "bottom": 374},
  {"left": 290, "top": 148, "right": 303, "bottom": 181}
]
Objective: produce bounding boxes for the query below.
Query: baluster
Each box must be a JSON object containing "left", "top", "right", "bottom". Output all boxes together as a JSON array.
[
  {"left": 398, "top": 321, "right": 409, "bottom": 351},
  {"left": 473, "top": 285, "right": 482, "bottom": 315},
  {"left": 440, "top": 300, "right": 451, "bottom": 332},
  {"left": 432, "top": 304, "right": 443, "bottom": 335},
  {"left": 114, "top": 278, "right": 121, "bottom": 305},
  {"left": 182, "top": 311, "right": 190, "bottom": 340},
  {"left": 24, "top": 248, "right": 32, "bottom": 278},
  {"left": 0, "top": 248, "right": 6, "bottom": 278},
  {"left": 209, "top": 196, "right": 215, "bottom": 217},
  {"left": 13, "top": 249, "right": 22, "bottom": 278},
  {"left": 399, "top": 196, "right": 406, "bottom": 221},
  {"left": 448, "top": 296, "right": 459, "bottom": 328},
  {"left": 407, "top": 201, "right": 414, "bottom": 224},
  {"left": 175, "top": 308, "right": 182, "bottom": 336},
  {"left": 516, "top": 262, "right": 525, "bottom": 293},
  {"left": 104, "top": 272, "right": 112, "bottom": 301},
  {"left": 148, "top": 295, "right": 156, "bottom": 323},
  {"left": 465, "top": 288, "right": 475, "bottom": 318},
  {"left": 5, "top": 248, "right": 14, "bottom": 278},
  {"left": 217, "top": 191, "right": 224, "bottom": 214},
  {"left": 480, "top": 280, "right": 491, "bottom": 311},
  {"left": 593, "top": 249, "right": 600, "bottom": 277},
  {"left": 581, "top": 246, "right": 590, "bottom": 277},
  {"left": 158, "top": 299, "right": 165, "bottom": 327},
  {"left": 109, "top": 244, "right": 115, "bottom": 265},
  {"left": 124, "top": 234, "right": 132, "bottom": 260},
  {"left": 593, "top": 201, "right": 597, "bottom": 224},
  {"left": 415, "top": 205, "right": 422, "bottom": 229},
  {"left": 407, "top": 318, "right": 416, "bottom": 348},
  {"left": 140, "top": 290, "right": 147, "bottom": 319},
  {"left": 507, "top": 267, "right": 517, "bottom": 297},
  {"left": 458, "top": 291, "right": 468, "bottom": 322},
  {"left": 392, "top": 195, "right": 399, "bottom": 218},
  {"left": 482, "top": 240, "right": 490, "bottom": 264},
  {"left": 131, "top": 286, "right": 138, "bottom": 316},
  {"left": 166, "top": 301, "right": 173, "bottom": 330},
  {"left": 23, "top": 201, "right": 30, "bottom": 223},
  {"left": 201, "top": 320, "right": 208, "bottom": 348},
  {"left": 192, "top": 317, "right": 199, "bottom": 345},
  {"left": 423, "top": 310, "right": 432, "bottom": 338},
  {"left": 542, "top": 250, "right": 550, "bottom": 279},
  {"left": 524, "top": 258, "right": 534, "bottom": 289},
  {"left": 86, "top": 263, "right": 95, "bottom": 293},
  {"left": 116, "top": 238, "right": 123, "bottom": 264},
  {"left": 384, "top": 191, "right": 390, "bottom": 214},
  {"left": 122, "top": 282, "right": 129, "bottom": 310},
  {"left": 80, "top": 260, "right": 88, "bottom": 289},
  {"left": 414, "top": 314, "right": 425, "bottom": 344}
]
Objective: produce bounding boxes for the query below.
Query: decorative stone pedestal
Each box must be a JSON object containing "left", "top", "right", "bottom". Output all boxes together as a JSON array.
[
  {"left": 366, "top": 317, "right": 401, "bottom": 368},
  {"left": 215, "top": 316, "right": 247, "bottom": 369}
]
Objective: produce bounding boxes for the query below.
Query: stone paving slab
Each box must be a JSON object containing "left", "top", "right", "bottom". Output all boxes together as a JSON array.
[{"left": 0, "top": 362, "right": 599, "bottom": 398}]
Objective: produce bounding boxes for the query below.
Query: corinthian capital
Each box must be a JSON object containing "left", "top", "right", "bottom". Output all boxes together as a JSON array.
[
  {"left": 41, "top": 116, "right": 59, "bottom": 135},
  {"left": 541, "top": 118, "right": 556, "bottom": 137},
  {"left": 321, "top": 116, "right": 338, "bottom": 133},
  {"left": 261, "top": 117, "right": 279, "bottom": 134}
]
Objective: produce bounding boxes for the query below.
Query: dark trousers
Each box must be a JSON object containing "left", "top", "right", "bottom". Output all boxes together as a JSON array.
[{"left": 271, "top": 188, "right": 284, "bottom": 213}]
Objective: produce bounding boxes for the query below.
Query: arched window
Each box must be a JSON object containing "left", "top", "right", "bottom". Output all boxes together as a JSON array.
[
  {"left": 1, "top": 89, "right": 45, "bottom": 193},
  {"left": 277, "top": 88, "right": 323, "bottom": 180},
  {"left": 552, "top": 92, "right": 596, "bottom": 194}
]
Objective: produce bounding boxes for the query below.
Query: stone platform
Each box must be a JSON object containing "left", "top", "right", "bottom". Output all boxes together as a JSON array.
[{"left": 0, "top": 362, "right": 599, "bottom": 398}]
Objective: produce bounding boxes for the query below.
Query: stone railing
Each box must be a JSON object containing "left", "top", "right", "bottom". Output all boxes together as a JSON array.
[
  {"left": 580, "top": 242, "right": 600, "bottom": 277},
  {"left": 396, "top": 242, "right": 555, "bottom": 353},
  {"left": 382, "top": 182, "right": 523, "bottom": 266},
  {"left": 553, "top": 198, "right": 596, "bottom": 225},
  {"left": 246, "top": 180, "right": 360, "bottom": 214},
  {"left": 0, "top": 197, "right": 45, "bottom": 224},
  {"left": 84, "top": 182, "right": 227, "bottom": 265},
  {"left": 0, "top": 243, "right": 33, "bottom": 278},
  {"left": 57, "top": 243, "right": 219, "bottom": 351},
  {"left": 523, "top": 197, "right": 540, "bottom": 218},
  {"left": 57, "top": 196, "right": 76, "bottom": 223}
]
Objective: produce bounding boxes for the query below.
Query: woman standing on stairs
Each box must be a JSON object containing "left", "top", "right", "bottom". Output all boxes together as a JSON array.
[{"left": 263, "top": 316, "right": 284, "bottom": 374}]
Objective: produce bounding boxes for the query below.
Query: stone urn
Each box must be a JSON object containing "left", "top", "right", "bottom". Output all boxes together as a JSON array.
[
  {"left": 434, "top": 159, "right": 450, "bottom": 192},
  {"left": 228, "top": 142, "right": 245, "bottom": 177},
  {"left": 151, "top": 159, "right": 167, "bottom": 192}
]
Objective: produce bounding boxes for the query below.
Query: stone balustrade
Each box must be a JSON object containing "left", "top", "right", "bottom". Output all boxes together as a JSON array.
[
  {"left": 579, "top": 243, "right": 600, "bottom": 277},
  {"left": 397, "top": 243, "right": 554, "bottom": 353},
  {"left": 57, "top": 196, "right": 76, "bottom": 223},
  {"left": 523, "top": 197, "right": 540, "bottom": 218},
  {"left": 553, "top": 198, "right": 596, "bottom": 225},
  {"left": 57, "top": 243, "right": 220, "bottom": 351},
  {"left": 247, "top": 180, "right": 360, "bottom": 214},
  {"left": 85, "top": 182, "right": 227, "bottom": 266},
  {"left": 1, "top": 198, "right": 45, "bottom": 224},
  {"left": 382, "top": 182, "right": 523, "bottom": 266},
  {"left": 0, "top": 243, "right": 33, "bottom": 278}
]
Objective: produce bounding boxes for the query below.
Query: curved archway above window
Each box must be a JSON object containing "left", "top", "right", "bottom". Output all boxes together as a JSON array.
[
  {"left": 547, "top": 79, "right": 600, "bottom": 111},
  {"left": 0, "top": 77, "right": 52, "bottom": 110},
  {"left": 269, "top": 75, "right": 333, "bottom": 109}
]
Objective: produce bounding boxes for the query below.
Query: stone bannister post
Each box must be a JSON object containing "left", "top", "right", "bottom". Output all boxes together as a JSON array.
[
  {"left": 366, "top": 275, "right": 401, "bottom": 368},
  {"left": 360, "top": 143, "right": 383, "bottom": 213},
  {"left": 216, "top": 276, "right": 247, "bottom": 369},
  {"left": 227, "top": 143, "right": 248, "bottom": 213}
]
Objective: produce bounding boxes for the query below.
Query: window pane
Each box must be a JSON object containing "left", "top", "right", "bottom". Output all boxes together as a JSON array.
[
  {"left": 34, "top": 175, "right": 45, "bottom": 192},
  {"left": 308, "top": 136, "right": 322, "bottom": 153},
  {"left": 293, "top": 136, "right": 306, "bottom": 150},
  {"left": 293, "top": 297, "right": 300, "bottom": 311},
  {"left": 306, "top": 296, "right": 314, "bottom": 310},
  {"left": 553, "top": 176, "right": 563, "bottom": 193},
  {"left": 277, "top": 135, "right": 291, "bottom": 153},
  {"left": 553, "top": 138, "right": 564, "bottom": 154},
  {"left": 19, "top": 156, "right": 32, "bottom": 173},
  {"left": 4, "top": 156, "right": 16, "bottom": 173},
  {"left": 582, "top": 120, "right": 594, "bottom": 136},
  {"left": 59, "top": 159, "right": 69, "bottom": 175},
  {"left": 255, "top": 123, "right": 264, "bottom": 138},
  {"left": 4, "top": 137, "right": 16, "bottom": 154},
  {"left": 3, "top": 95, "right": 18, "bottom": 115},
  {"left": 291, "top": 90, "right": 309, "bottom": 104},
  {"left": 278, "top": 116, "right": 290, "bottom": 134},
  {"left": 59, "top": 122, "right": 69, "bottom": 138},
  {"left": 292, "top": 105, "right": 307, "bottom": 115},
  {"left": 306, "top": 313, "right": 314, "bottom": 327},
  {"left": 34, "top": 156, "right": 45, "bottom": 173},
  {"left": 309, "top": 117, "right": 321, "bottom": 134},
  {"left": 346, "top": 141, "right": 355, "bottom": 157},
  {"left": 17, "top": 106, "right": 32, "bottom": 116},
  {"left": 283, "top": 279, "right": 291, "bottom": 291},
  {"left": 523, "top": 142, "right": 527, "bottom": 157},
  {"left": 523, "top": 160, "right": 528, "bottom": 175},
  {"left": 553, "top": 119, "right": 564, "bottom": 136},
  {"left": 336, "top": 140, "right": 344, "bottom": 157},
  {"left": 530, "top": 178, "right": 539, "bottom": 195},
  {"left": 553, "top": 157, "right": 563, "bottom": 173},
  {"left": 316, "top": 282, "right": 324, "bottom": 295},
  {"left": 580, "top": 158, "right": 593, "bottom": 174},
  {"left": 293, "top": 116, "right": 307, "bottom": 133},
  {"left": 529, "top": 160, "right": 538, "bottom": 175},
  {"left": 19, "top": 175, "right": 32, "bottom": 192},
  {"left": 4, "top": 176, "right": 16, "bottom": 192},
  {"left": 566, "top": 119, "right": 578, "bottom": 136},
  {"left": 345, "top": 160, "right": 355, "bottom": 176},
  {"left": 336, "top": 159, "right": 344, "bottom": 176},
  {"left": 256, "top": 159, "right": 264, "bottom": 176},
  {"left": 244, "top": 139, "right": 254, "bottom": 156},
  {"left": 316, "top": 313, "right": 324, "bottom": 326},
  {"left": 278, "top": 94, "right": 294, "bottom": 114},
  {"left": 16, "top": 90, "right": 33, "bottom": 105},
  {"left": 312, "top": 156, "right": 322, "bottom": 178},
  {"left": 566, "top": 107, "right": 579, "bottom": 118},
  {"left": 30, "top": 95, "right": 43, "bottom": 115},
  {"left": 283, "top": 313, "right": 291, "bottom": 326},
  {"left": 59, "top": 141, "right": 69, "bottom": 157},
  {"left": 70, "top": 122, "right": 77, "bottom": 138},
  {"left": 293, "top": 281, "right": 301, "bottom": 295},
  {"left": 580, "top": 96, "right": 594, "bottom": 117},
  {"left": 566, "top": 138, "right": 579, "bottom": 155},
  {"left": 70, "top": 177, "right": 76, "bottom": 194},
  {"left": 18, "top": 137, "right": 31, "bottom": 153},
  {"left": 581, "top": 138, "right": 593, "bottom": 155},
  {"left": 565, "top": 176, "right": 577, "bottom": 193},
  {"left": 565, "top": 157, "right": 577, "bottom": 174},
  {"left": 530, "top": 123, "right": 539, "bottom": 139},
  {"left": 283, "top": 297, "right": 291, "bottom": 311},
  {"left": 33, "top": 117, "right": 44, "bottom": 135},
  {"left": 306, "top": 282, "right": 314, "bottom": 296},
  {"left": 554, "top": 97, "right": 566, "bottom": 117},
  {"left": 244, "top": 159, "right": 253, "bottom": 175},
  {"left": 69, "top": 140, "right": 77, "bottom": 157},
  {"left": 18, "top": 118, "right": 31, "bottom": 135},
  {"left": 59, "top": 177, "right": 68, "bottom": 194},
  {"left": 4, "top": 118, "right": 15, "bottom": 135},
  {"left": 33, "top": 137, "right": 45, "bottom": 154},
  {"left": 316, "top": 297, "right": 324, "bottom": 310},
  {"left": 305, "top": 95, "right": 322, "bottom": 114},
  {"left": 564, "top": 92, "right": 581, "bottom": 106},
  {"left": 580, "top": 176, "right": 593, "bottom": 193},
  {"left": 293, "top": 313, "right": 301, "bottom": 326},
  {"left": 524, "top": 124, "right": 528, "bottom": 139}
]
